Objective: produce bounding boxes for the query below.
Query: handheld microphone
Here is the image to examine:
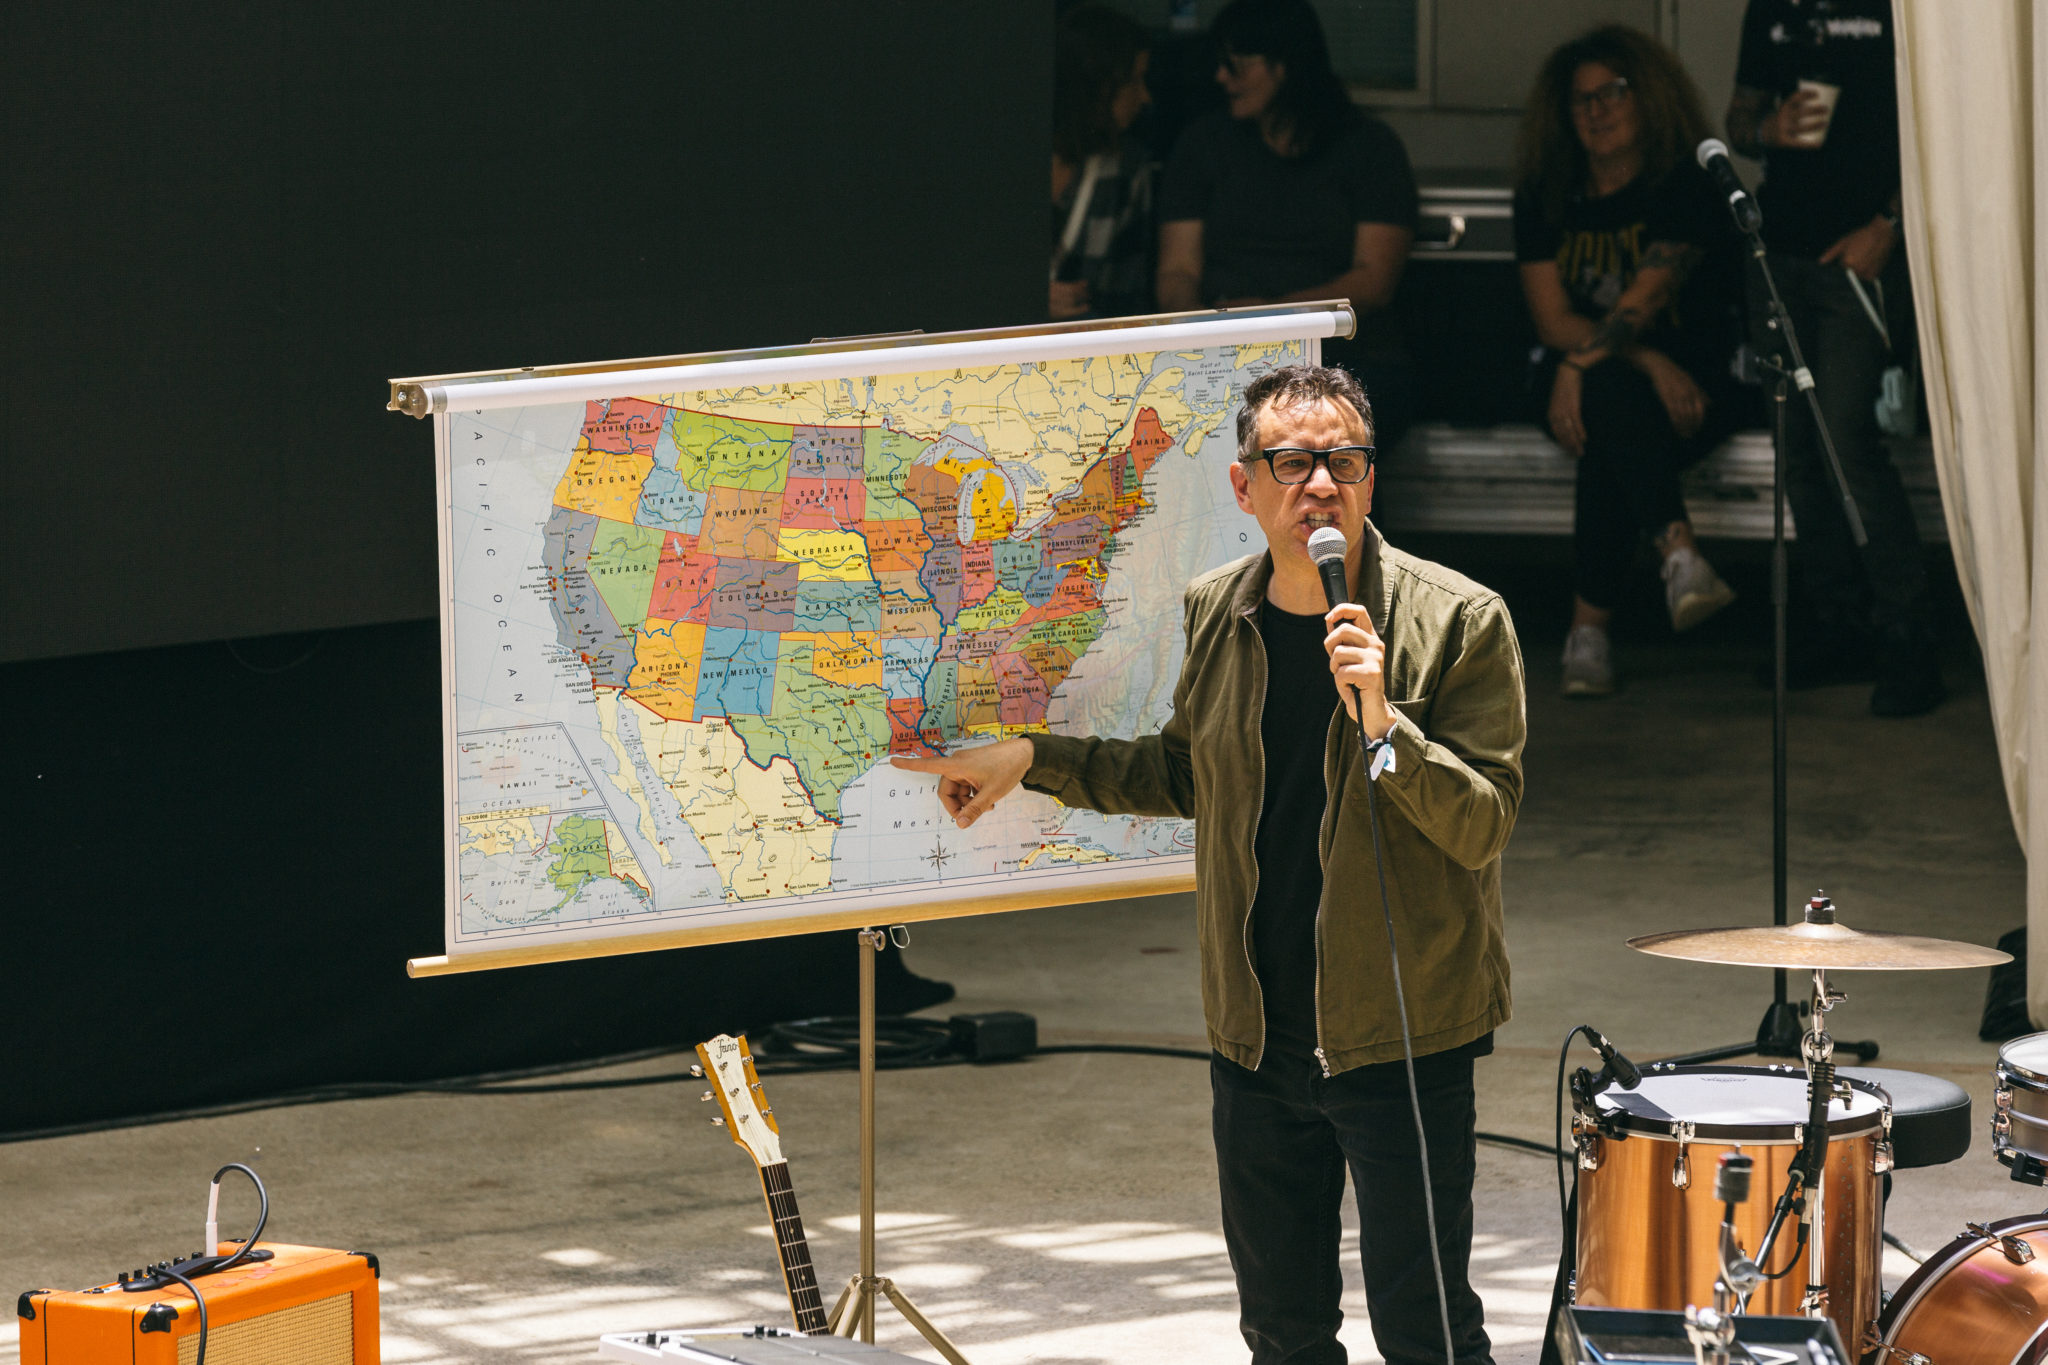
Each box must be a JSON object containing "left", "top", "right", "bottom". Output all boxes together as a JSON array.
[
  {"left": 1590, "top": 1029, "right": 1643, "bottom": 1090},
  {"left": 1306, "top": 526, "right": 1350, "bottom": 611},
  {"left": 1696, "top": 138, "right": 1762, "bottom": 234}
]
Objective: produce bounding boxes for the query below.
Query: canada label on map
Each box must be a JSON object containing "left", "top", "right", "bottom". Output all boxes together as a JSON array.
[{"left": 440, "top": 338, "right": 1308, "bottom": 949}]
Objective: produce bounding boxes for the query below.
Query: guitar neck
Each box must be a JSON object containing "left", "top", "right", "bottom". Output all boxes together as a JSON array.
[{"left": 757, "top": 1162, "right": 828, "bottom": 1335}]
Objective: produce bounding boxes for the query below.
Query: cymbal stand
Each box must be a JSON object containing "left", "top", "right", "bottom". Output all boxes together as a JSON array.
[
  {"left": 823, "top": 927, "right": 971, "bottom": 1365},
  {"left": 1748, "top": 963, "right": 1855, "bottom": 1318}
]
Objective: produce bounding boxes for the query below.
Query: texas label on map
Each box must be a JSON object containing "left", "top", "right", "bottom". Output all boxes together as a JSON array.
[{"left": 441, "top": 340, "right": 1303, "bottom": 949}]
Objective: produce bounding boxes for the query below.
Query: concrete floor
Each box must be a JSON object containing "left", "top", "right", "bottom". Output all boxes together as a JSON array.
[{"left": 5, "top": 582, "right": 2035, "bottom": 1365}]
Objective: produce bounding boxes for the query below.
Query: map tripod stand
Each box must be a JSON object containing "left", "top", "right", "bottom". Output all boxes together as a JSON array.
[{"left": 823, "top": 926, "right": 972, "bottom": 1365}]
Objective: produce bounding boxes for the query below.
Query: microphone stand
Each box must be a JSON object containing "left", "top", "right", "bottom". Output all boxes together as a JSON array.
[{"left": 1663, "top": 213, "right": 1878, "bottom": 1067}]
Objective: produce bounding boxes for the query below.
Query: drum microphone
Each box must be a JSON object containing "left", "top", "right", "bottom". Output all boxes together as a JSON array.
[
  {"left": 1696, "top": 139, "right": 1763, "bottom": 234},
  {"left": 1591, "top": 1030, "right": 1643, "bottom": 1090}
]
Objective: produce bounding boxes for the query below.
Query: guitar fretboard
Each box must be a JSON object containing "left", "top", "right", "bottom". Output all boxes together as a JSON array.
[{"left": 759, "top": 1161, "right": 828, "bottom": 1334}]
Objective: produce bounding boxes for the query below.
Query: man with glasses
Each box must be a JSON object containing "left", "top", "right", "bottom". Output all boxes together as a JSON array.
[{"left": 895, "top": 364, "right": 1524, "bottom": 1365}]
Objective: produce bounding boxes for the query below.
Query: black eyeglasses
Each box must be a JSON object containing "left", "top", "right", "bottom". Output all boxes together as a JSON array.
[
  {"left": 1249, "top": 445, "right": 1376, "bottom": 485},
  {"left": 1571, "top": 78, "right": 1630, "bottom": 112}
]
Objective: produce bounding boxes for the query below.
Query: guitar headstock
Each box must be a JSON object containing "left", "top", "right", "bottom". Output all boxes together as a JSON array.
[{"left": 695, "top": 1033, "right": 782, "bottom": 1167}]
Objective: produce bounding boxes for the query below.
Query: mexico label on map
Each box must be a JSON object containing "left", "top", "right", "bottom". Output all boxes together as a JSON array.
[{"left": 439, "top": 339, "right": 1303, "bottom": 950}]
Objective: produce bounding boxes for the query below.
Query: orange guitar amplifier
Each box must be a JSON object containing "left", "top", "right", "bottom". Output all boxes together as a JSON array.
[{"left": 17, "top": 1243, "right": 379, "bottom": 1365}]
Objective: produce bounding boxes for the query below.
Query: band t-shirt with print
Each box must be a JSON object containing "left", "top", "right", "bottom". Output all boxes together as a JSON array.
[{"left": 1512, "top": 161, "right": 1743, "bottom": 377}]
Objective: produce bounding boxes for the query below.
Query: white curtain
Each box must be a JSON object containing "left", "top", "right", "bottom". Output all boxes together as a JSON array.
[{"left": 1892, "top": 1, "right": 2043, "bottom": 1020}]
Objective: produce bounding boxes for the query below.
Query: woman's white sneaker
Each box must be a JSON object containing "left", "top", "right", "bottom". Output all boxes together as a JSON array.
[
  {"left": 1561, "top": 624, "right": 1615, "bottom": 697},
  {"left": 1662, "top": 546, "right": 1736, "bottom": 632}
]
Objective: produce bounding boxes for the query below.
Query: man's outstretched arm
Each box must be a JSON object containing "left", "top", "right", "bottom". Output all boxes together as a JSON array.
[{"left": 891, "top": 738, "right": 1036, "bottom": 829}]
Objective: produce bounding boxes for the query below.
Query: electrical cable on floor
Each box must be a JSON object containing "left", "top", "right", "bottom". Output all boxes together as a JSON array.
[
  {"left": 1883, "top": 1230, "right": 1926, "bottom": 1264},
  {"left": 5, "top": 1030, "right": 1567, "bottom": 1160}
]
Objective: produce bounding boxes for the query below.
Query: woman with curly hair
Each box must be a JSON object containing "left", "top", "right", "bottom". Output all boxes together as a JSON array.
[{"left": 1514, "top": 25, "right": 1750, "bottom": 696}]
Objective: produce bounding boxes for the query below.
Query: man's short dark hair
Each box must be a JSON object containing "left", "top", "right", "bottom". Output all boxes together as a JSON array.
[{"left": 1236, "top": 365, "right": 1374, "bottom": 462}]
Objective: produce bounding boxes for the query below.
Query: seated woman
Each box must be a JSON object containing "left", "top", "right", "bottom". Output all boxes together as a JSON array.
[
  {"left": 1155, "top": 0, "right": 1416, "bottom": 443},
  {"left": 1050, "top": 5, "right": 1157, "bottom": 321},
  {"left": 1514, "top": 25, "right": 1750, "bottom": 697}
]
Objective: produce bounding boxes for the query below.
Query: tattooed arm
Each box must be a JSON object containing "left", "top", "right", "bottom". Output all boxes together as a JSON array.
[
  {"left": 1520, "top": 239, "right": 1706, "bottom": 454},
  {"left": 1560, "top": 240, "right": 1698, "bottom": 372}
]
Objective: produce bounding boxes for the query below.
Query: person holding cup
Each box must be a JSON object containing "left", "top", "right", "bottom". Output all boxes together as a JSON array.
[{"left": 1726, "top": 0, "right": 1940, "bottom": 715}]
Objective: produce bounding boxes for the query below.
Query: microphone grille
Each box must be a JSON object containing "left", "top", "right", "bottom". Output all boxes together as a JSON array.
[
  {"left": 1306, "top": 527, "right": 1348, "bottom": 566},
  {"left": 1696, "top": 137, "right": 1729, "bottom": 167}
]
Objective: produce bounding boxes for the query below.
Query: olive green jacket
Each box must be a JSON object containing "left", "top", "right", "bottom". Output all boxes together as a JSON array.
[{"left": 1023, "top": 524, "right": 1525, "bottom": 1074}]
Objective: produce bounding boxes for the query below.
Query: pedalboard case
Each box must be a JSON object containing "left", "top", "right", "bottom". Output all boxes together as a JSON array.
[{"left": 17, "top": 1242, "right": 379, "bottom": 1365}]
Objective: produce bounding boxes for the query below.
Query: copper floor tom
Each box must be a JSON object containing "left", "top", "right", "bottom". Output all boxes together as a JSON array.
[
  {"left": 1573, "top": 1065, "right": 1889, "bottom": 1352},
  {"left": 1874, "top": 1213, "right": 2048, "bottom": 1363}
]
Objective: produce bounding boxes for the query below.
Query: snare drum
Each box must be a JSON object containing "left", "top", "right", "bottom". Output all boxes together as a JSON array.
[
  {"left": 1993, "top": 1033, "right": 2048, "bottom": 1177},
  {"left": 1874, "top": 1214, "right": 2048, "bottom": 1363},
  {"left": 1573, "top": 1065, "right": 1890, "bottom": 1352}
]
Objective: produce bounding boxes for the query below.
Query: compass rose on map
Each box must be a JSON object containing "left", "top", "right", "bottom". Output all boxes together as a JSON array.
[{"left": 924, "top": 837, "right": 955, "bottom": 873}]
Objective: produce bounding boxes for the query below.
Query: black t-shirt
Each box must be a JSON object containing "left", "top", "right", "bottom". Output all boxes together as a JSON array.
[
  {"left": 1247, "top": 597, "right": 1495, "bottom": 1069},
  {"left": 1735, "top": 0, "right": 1900, "bottom": 256},
  {"left": 1512, "top": 162, "right": 1744, "bottom": 376},
  {"left": 1159, "top": 110, "right": 1418, "bottom": 366},
  {"left": 1249, "top": 599, "right": 1340, "bottom": 1057}
]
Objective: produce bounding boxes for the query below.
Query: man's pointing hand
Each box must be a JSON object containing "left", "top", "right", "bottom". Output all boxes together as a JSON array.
[{"left": 889, "top": 737, "right": 1036, "bottom": 828}]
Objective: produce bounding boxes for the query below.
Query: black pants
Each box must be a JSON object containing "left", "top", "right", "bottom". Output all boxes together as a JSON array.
[
  {"left": 1746, "top": 252, "right": 1932, "bottom": 637},
  {"left": 1211, "top": 1048, "right": 1493, "bottom": 1365},
  {"left": 1538, "top": 355, "right": 1740, "bottom": 612}
]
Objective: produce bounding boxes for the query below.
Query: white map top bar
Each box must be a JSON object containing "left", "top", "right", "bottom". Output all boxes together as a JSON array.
[{"left": 388, "top": 302, "right": 1354, "bottom": 418}]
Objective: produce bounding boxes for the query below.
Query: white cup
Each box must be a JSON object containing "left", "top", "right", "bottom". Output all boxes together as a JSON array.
[{"left": 1792, "top": 80, "right": 1841, "bottom": 148}]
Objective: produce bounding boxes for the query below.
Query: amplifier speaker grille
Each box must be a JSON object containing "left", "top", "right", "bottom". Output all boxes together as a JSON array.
[{"left": 175, "top": 1290, "right": 354, "bottom": 1365}]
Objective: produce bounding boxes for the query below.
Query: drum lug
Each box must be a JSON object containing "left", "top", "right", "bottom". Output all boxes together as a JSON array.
[
  {"left": 1871, "top": 1140, "right": 1893, "bottom": 1175},
  {"left": 1671, "top": 1121, "right": 1695, "bottom": 1189},
  {"left": 1993, "top": 1085, "right": 2014, "bottom": 1150},
  {"left": 1572, "top": 1120, "right": 1602, "bottom": 1172},
  {"left": 1964, "top": 1220, "right": 2036, "bottom": 1265},
  {"left": 1862, "top": 1327, "right": 1933, "bottom": 1365}
]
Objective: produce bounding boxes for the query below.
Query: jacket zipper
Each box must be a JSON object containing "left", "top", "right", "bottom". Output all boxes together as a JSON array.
[
  {"left": 1312, "top": 708, "right": 1338, "bottom": 1078},
  {"left": 1242, "top": 610, "right": 1268, "bottom": 1073}
]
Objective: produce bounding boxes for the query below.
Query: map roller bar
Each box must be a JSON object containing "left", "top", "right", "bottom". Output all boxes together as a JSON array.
[{"left": 390, "top": 303, "right": 1354, "bottom": 418}]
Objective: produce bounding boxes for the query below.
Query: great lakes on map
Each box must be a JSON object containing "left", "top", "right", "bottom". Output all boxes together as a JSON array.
[{"left": 443, "top": 340, "right": 1303, "bottom": 946}]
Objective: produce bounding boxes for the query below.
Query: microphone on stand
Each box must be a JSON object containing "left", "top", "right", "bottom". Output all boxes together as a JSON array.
[
  {"left": 1590, "top": 1030, "right": 1643, "bottom": 1090},
  {"left": 1696, "top": 138, "right": 1763, "bottom": 234}
]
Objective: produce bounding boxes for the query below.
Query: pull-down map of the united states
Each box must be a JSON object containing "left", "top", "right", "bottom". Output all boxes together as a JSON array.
[{"left": 446, "top": 341, "right": 1301, "bottom": 945}]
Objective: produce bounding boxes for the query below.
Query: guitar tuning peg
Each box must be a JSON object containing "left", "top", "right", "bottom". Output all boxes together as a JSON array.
[
  {"left": 710, "top": 1117, "right": 725, "bottom": 1127},
  {"left": 749, "top": 1082, "right": 762, "bottom": 1091},
  {"left": 762, "top": 1108, "right": 773, "bottom": 1116},
  {"left": 689, "top": 1065, "right": 704, "bottom": 1078},
  {"left": 700, "top": 1091, "right": 714, "bottom": 1102}
]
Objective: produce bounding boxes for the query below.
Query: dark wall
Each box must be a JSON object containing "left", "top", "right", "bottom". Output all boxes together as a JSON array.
[
  {"left": 0, "top": 4, "right": 1045, "bottom": 1131},
  {"left": 3, "top": 3, "right": 1048, "bottom": 662}
]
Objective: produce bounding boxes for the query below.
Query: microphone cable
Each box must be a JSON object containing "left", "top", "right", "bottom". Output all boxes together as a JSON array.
[
  {"left": 1313, "top": 524, "right": 1455, "bottom": 1364},
  {"left": 1351, "top": 707, "right": 1458, "bottom": 1365}
]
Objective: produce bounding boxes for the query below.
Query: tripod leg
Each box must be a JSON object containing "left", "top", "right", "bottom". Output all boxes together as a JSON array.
[
  {"left": 828, "top": 1276, "right": 863, "bottom": 1337},
  {"left": 877, "top": 1277, "right": 973, "bottom": 1365}
]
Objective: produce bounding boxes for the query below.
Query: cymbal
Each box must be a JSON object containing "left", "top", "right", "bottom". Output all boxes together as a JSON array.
[{"left": 1629, "top": 920, "right": 2012, "bottom": 971}]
